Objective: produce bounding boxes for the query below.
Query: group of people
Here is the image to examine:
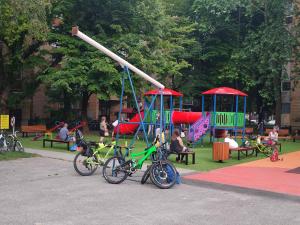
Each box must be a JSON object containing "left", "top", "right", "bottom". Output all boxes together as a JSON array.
[{"left": 224, "top": 126, "right": 279, "bottom": 149}]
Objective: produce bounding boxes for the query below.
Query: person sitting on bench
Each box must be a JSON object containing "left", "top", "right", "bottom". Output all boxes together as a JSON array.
[
  {"left": 59, "top": 123, "right": 74, "bottom": 142},
  {"left": 170, "top": 129, "right": 190, "bottom": 162},
  {"left": 267, "top": 126, "right": 279, "bottom": 145},
  {"left": 224, "top": 133, "right": 239, "bottom": 149}
]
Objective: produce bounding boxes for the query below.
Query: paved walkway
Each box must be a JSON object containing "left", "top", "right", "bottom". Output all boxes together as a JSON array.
[
  {"left": 184, "top": 151, "right": 300, "bottom": 197},
  {"left": 1, "top": 153, "right": 300, "bottom": 225}
]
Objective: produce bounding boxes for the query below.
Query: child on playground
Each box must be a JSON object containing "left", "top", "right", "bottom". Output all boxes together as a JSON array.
[
  {"left": 99, "top": 116, "right": 109, "bottom": 143},
  {"left": 268, "top": 126, "right": 279, "bottom": 144}
]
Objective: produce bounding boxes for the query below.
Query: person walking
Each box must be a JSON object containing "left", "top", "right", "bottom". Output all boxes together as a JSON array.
[{"left": 99, "top": 116, "right": 108, "bottom": 143}]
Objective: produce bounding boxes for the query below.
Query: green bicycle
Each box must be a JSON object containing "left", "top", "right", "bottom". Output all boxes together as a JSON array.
[
  {"left": 102, "top": 138, "right": 177, "bottom": 189},
  {"left": 73, "top": 130, "right": 118, "bottom": 176},
  {"left": 243, "top": 136, "right": 276, "bottom": 157}
]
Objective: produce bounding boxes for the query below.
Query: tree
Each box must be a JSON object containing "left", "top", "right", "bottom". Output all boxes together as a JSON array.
[
  {"left": 40, "top": 0, "right": 195, "bottom": 126},
  {"left": 187, "top": 0, "right": 298, "bottom": 122},
  {"left": 0, "top": 0, "right": 50, "bottom": 113}
]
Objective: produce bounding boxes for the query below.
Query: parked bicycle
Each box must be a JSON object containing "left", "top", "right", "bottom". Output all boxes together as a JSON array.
[
  {"left": 73, "top": 129, "right": 119, "bottom": 176},
  {"left": 102, "top": 137, "right": 177, "bottom": 189},
  {"left": 6, "top": 131, "right": 24, "bottom": 152},
  {"left": 243, "top": 135, "right": 277, "bottom": 157},
  {"left": 0, "top": 130, "right": 10, "bottom": 152}
]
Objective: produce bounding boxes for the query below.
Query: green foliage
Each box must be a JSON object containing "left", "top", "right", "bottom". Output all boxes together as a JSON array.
[{"left": 0, "top": 0, "right": 50, "bottom": 111}]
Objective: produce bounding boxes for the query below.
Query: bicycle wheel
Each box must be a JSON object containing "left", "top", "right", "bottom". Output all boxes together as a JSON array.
[
  {"left": 102, "top": 156, "right": 128, "bottom": 184},
  {"left": 73, "top": 152, "right": 98, "bottom": 176},
  {"left": 261, "top": 145, "right": 273, "bottom": 157},
  {"left": 15, "top": 141, "right": 24, "bottom": 152},
  {"left": 150, "top": 161, "right": 177, "bottom": 189},
  {"left": 141, "top": 164, "right": 152, "bottom": 184},
  {"left": 6, "top": 136, "right": 14, "bottom": 151}
]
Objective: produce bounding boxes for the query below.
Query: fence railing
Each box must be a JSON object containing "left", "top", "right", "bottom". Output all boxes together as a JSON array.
[{"left": 210, "top": 112, "right": 244, "bottom": 127}]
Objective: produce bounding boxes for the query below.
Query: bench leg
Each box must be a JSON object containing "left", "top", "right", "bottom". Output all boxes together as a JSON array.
[
  {"left": 280, "top": 144, "right": 281, "bottom": 152},
  {"left": 192, "top": 153, "right": 195, "bottom": 164},
  {"left": 43, "top": 140, "right": 45, "bottom": 148},
  {"left": 238, "top": 151, "right": 240, "bottom": 160},
  {"left": 51, "top": 141, "right": 53, "bottom": 148},
  {"left": 67, "top": 142, "right": 70, "bottom": 150},
  {"left": 185, "top": 154, "right": 188, "bottom": 165}
]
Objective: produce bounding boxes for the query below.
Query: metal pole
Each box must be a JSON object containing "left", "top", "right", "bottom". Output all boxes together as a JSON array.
[
  {"left": 72, "top": 27, "right": 164, "bottom": 89},
  {"left": 115, "top": 73, "right": 125, "bottom": 154},
  {"left": 242, "top": 96, "right": 247, "bottom": 142},
  {"left": 234, "top": 95, "right": 239, "bottom": 139},
  {"left": 213, "top": 94, "right": 217, "bottom": 142},
  {"left": 125, "top": 67, "right": 149, "bottom": 146}
]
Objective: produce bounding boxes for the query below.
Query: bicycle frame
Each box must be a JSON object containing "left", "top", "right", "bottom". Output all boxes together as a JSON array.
[
  {"left": 128, "top": 145, "right": 157, "bottom": 169},
  {"left": 85, "top": 141, "right": 117, "bottom": 165}
]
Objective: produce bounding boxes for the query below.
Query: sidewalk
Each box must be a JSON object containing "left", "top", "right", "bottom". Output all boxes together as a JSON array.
[{"left": 25, "top": 148, "right": 195, "bottom": 175}]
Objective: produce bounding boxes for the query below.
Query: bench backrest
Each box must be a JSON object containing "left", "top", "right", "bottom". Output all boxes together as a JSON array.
[
  {"left": 236, "top": 127, "right": 253, "bottom": 134},
  {"left": 21, "top": 124, "right": 47, "bottom": 132}
]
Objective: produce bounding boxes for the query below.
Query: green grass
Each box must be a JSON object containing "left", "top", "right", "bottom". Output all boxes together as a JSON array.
[
  {"left": 0, "top": 151, "right": 38, "bottom": 161},
  {"left": 20, "top": 134, "right": 300, "bottom": 172}
]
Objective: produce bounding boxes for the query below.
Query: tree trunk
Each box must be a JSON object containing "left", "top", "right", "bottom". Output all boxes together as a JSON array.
[
  {"left": 274, "top": 77, "right": 281, "bottom": 127},
  {"left": 63, "top": 91, "right": 71, "bottom": 120},
  {"left": 81, "top": 91, "right": 90, "bottom": 133}
]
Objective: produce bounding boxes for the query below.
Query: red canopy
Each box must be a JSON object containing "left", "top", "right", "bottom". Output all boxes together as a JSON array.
[
  {"left": 144, "top": 88, "right": 183, "bottom": 96},
  {"left": 202, "top": 87, "right": 247, "bottom": 96}
]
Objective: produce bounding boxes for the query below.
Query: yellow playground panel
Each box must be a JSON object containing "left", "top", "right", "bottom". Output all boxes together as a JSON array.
[{"left": 0, "top": 115, "right": 9, "bottom": 129}]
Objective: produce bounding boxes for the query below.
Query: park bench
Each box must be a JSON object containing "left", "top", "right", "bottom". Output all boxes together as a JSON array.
[
  {"left": 236, "top": 127, "right": 254, "bottom": 139},
  {"left": 43, "top": 139, "right": 70, "bottom": 150},
  {"left": 21, "top": 125, "right": 47, "bottom": 137},
  {"left": 170, "top": 151, "right": 196, "bottom": 165},
  {"left": 229, "top": 147, "right": 256, "bottom": 160}
]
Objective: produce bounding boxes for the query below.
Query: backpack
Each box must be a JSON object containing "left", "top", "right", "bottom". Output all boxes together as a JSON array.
[{"left": 270, "top": 147, "right": 279, "bottom": 162}]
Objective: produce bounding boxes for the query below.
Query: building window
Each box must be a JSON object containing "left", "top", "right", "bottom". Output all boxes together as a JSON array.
[
  {"left": 282, "top": 103, "right": 290, "bottom": 114},
  {"left": 281, "top": 81, "right": 291, "bottom": 92}
]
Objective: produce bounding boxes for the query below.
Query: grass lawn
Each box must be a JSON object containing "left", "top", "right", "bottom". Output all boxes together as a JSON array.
[
  {"left": 0, "top": 151, "right": 38, "bottom": 161},
  {"left": 20, "top": 134, "right": 300, "bottom": 172}
]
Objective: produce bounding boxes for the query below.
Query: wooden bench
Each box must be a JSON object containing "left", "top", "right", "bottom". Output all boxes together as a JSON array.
[
  {"left": 229, "top": 147, "right": 256, "bottom": 160},
  {"left": 43, "top": 139, "right": 70, "bottom": 150},
  {"left": 170, "top": 151, "right": 195, "bottom": 165},
  {"left": 21, "top": 125, "right": 47, "bottom": 137}
]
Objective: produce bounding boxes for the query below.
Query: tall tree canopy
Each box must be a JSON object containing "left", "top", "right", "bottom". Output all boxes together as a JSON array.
[
  {"left": 1, "top": 0, "right": 298, "bottom": 126},
  {"left": 0, "top": 0, "right": 50, "bottom": 112},
  {"left": 39, "top": 0, "right": 194, "bottom": 121}
]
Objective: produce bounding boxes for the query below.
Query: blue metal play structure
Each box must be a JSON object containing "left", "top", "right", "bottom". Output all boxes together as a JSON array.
[{"left": 72, "top": 27, "right": 248, "bottom": 148}]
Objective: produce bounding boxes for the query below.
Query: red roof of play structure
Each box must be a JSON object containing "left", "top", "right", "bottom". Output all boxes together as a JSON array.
[
  {"left": 144, "top": 88, "right": 183, "bottom": 96},
  {"left": 202, "top": 87, "right": 248, "bottom": 96}
]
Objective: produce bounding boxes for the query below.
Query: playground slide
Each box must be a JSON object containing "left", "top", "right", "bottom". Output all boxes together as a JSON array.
[
  {"left": 188, "top": 113, "right": 211, "bottom": 142},
  {"left": 172, "top": 111, "right": 202, "bottom": 124},
  {"left": 114, "top": 112, "right": 144, "bottom": 135},
  {"left": 69, "top": 121, "right": 86, "bottom": 132},
  {"left": 32, "top": 122, "right": 64, "bottom": 141}
]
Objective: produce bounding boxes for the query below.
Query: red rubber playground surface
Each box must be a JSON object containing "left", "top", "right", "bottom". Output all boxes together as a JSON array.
[{"left": 184, "top": 151, "right": 300, "bottom": 197}]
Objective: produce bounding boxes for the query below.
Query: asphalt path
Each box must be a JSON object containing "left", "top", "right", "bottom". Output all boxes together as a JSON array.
[{"left": 1, "top": 156, "right": 300, "bottom": 225}]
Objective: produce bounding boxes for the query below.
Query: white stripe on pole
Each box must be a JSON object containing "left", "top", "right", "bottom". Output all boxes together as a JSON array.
[{"left": 72, "top": 27, "right": 165, "bottom": 89}]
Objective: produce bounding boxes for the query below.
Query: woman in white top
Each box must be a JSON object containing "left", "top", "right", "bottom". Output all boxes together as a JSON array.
[
  {"left": 224, "top": 133, "right": 239, "bottom": 149},
  {"left": 268, "top": 126, "right": 278, "bottom": 144}
]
